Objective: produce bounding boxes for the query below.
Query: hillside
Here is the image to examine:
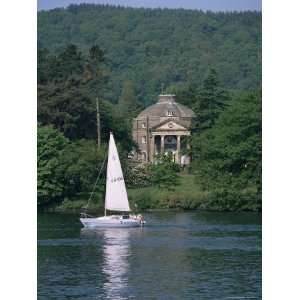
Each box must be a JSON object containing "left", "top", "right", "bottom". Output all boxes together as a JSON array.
[{"left": 37, "top": 4, "right": 261, "bottom": 105}]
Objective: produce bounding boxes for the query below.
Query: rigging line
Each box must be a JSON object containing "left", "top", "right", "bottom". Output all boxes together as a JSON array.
[{"left": 84, "top": 154, "right": 107, "bottom": 209}]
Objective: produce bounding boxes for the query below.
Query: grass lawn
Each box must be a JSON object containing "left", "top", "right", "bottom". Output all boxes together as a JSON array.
[{"left": 128, "top": 173, "right": 208, "bottom": 210}]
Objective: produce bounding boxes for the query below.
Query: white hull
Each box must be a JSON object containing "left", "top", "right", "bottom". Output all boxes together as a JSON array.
[{"left": 80, "top": 215, "right": 144, "bottom": 228}]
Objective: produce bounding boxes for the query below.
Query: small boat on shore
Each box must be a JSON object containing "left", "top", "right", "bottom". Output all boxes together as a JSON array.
[{"left": 80, "top": 132, "right": 145, "bottom": 228}]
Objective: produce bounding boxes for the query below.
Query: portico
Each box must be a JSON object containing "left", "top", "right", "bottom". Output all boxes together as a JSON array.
[{"left": 150, "top": 129, "right": 190, "bottom": 163}]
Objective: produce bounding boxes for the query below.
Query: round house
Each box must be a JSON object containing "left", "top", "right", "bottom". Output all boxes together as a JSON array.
[{"left": 132, "top": 94, "right": 195, "bottom": 164}]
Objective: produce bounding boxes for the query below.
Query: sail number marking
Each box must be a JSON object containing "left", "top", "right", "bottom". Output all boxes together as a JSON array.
[{"left": 110, "top": 176, "right": 124, "bottom": 183}]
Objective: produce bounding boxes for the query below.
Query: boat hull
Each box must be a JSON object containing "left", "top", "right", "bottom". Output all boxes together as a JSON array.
[{"left": 80, "top": 216, "right": 143, "bottom": 228}]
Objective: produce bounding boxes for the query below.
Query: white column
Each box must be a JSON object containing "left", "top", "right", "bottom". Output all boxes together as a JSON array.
[
  {"left": 150, "top": 135, "right": 155, "bottom": 162},
  {"left": 161, "top": 135, "right": 165, "bottom": 155},
  {"left": 177, "top": 135, "right": 181, "bottom": 163}
]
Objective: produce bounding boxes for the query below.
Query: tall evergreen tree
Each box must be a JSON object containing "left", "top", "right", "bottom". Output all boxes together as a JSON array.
[
  {"left": 193, "top": 68, "right": 230, "bottom": 132},
  {"left": 117, "top": 80, "right": 142, "bottom": 120}
]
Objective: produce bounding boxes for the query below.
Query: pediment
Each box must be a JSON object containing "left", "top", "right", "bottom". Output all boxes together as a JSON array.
[{"left": 153, "top": 120, "right": 187, "bottom": 131}]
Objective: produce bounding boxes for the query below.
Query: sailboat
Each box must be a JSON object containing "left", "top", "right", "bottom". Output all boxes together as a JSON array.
[{"left": 80, "top": 132, "right": 145, "bottom": 228}]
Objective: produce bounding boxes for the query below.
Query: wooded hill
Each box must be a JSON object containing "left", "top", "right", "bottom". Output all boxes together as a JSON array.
[{"left": 38, "top": 4, "right": 261, "bottom": 106}]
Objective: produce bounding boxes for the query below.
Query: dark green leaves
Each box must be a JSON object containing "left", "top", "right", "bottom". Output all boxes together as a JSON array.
[
  {"left": 37, "top": 125, "right": 68, "bottom": 205},
  {"left": 192, "top": 68, "right": 230, "bottom": 132},
  {"left": 191, "top": 91, "right": 261, "bottom": 211},
  {"left": 147, "top": 153, "right": 180, "bottom": 190},
  {"left": 38, "top": 6, "right": 261, "bottom": 105}
]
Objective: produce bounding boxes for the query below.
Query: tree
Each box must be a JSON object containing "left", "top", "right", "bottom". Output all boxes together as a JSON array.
[
  {"left": 82, "top": 45, "right": 107, "bottom": 98},
  {"left": 37, "top": 124, "right": 108, "bottom": 207},
  {"left": 37, "top": 44, "right": 107, "bottom": 141},
  {"left": 38, "top": 6, "right": 261, "bottom": 105},
  {"left": 147, "top": 153, "right": 180, "bottom": 190},
  {"left": 37, "top": 125, "right": 69, "bottom": 205},
  {"left": 38, "top": 81, "right": 96, "bottom": 140},
  {"left": 37, "top": 47, "right": 50, "bottom": 85},
  {"left": 165, "top": 83, "right": 198, "bottom": 108},
  {"left": 192, "top": 90, "right": 261, "bottom": 211},
  {"left": 193, "top": 68, "right": 230, "bottom": 132},
  {"left": 117, "top": 80, "right": 142, "bottom": 120},
  {"left": 61, "top": 140, "right": 107, "bottom": 197},
  {"left": 89, "top": 45, "right": 104, "bottom": 62}
]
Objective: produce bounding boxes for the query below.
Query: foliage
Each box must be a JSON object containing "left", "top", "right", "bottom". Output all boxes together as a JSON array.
[
  {"left": 166, "top": 83, "right": 198, "bottom": 108},
  {"left": 37, "top": 124, "right": 107, "bottom": 207},
  {"left": 147, "top": 153, "right": 180, "bottom": 190},
  {"left": 37, "top": 125, "right": 69, "bottom": 205},
  {"left": 128, "top": 174, "right": 207, "bottom": 210},
  {"left": 191, "top": 90, "right": 261, "bottom": 211},
  {"left": 124, "top": 164, "right": 152, "bottom": 188},
  {"left": 60, "top": 140, "right": 107, "bottom": 197},
  {"left": 192, "top": 68, "right": 230, "bottom": 132},
  {"left": 38, "top": 4, "right": 261, "bottom": 105},
  {"left": 117, "top": 80, "right": 143, "bottom": 120},
  {"left": 38, "top": 44, "right": 135, "bottom": 150},
  {"left": 38, "top": 82, "right": 95, "bottom": 140}
]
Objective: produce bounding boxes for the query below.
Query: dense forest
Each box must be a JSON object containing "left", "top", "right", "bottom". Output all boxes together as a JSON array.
[
  {"left": 37, "top": 5, "right": 261, "bottom": 211},
  {"left": 38, "top": 4, "right": 261, "bottom": 105}
]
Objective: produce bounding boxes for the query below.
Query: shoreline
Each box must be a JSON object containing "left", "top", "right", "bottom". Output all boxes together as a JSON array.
[
  {"left": 38, "top": 206, "right": 261, "bottom": 214},
  {"left": 38, "top": 175, "right": 261, "bottom": 213}
]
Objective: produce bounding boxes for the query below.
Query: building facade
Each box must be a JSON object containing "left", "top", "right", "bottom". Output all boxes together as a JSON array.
[{"left": 132, "top": 94, "right": 195, "bottom": 164}]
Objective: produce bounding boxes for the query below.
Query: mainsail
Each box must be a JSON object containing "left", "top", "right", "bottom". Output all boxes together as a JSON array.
[{"left": 105, "top": 132, "right": 130, "bottom": 212}]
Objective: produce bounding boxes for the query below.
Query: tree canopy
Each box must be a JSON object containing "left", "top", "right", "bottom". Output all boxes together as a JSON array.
[
  {"left": 38, "top": 4, "right": 261, "bottom": 105},
  {"left": 191, "top": 91, "right": 261, "bottom": 210}
]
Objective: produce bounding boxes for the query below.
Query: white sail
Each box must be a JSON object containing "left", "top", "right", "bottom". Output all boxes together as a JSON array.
[{"left": 105, "top": 132, "right": 130, "bottom": 212}]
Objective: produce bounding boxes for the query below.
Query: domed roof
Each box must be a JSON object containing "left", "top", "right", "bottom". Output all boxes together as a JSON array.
[{"left": 137, "top": 94, "right": 195, "bottom": 119}]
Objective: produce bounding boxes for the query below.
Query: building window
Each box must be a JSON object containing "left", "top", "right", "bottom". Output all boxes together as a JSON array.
[
  {"left": 142, "top": 136, "right": 146, "bottom": 144},
  {"left": 167, "top": 110, "right": 174, "bottom": 117},
  {"left": 142, "top": 122, "right": 146, "bottom": 128}
]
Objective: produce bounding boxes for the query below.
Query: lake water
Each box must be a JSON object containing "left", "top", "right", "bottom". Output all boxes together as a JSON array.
[{"left": 38, "top": 212, "right": 261, "bottom": 299}]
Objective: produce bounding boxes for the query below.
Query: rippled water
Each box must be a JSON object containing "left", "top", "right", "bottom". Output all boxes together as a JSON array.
[{"left": 38, "top": 212, "right": 261, "bottom": 299}]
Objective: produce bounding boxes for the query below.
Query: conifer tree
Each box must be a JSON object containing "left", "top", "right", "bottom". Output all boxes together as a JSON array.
[
  {"left": 117, "top": 80, "right": 142, "bottom": 120},
  {"left": 193, "top": 68, "right": 229, "bottom": 132}
]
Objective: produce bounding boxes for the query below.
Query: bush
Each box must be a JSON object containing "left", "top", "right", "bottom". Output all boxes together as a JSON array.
[
  {"left": 147, "top": 153, "right": 180, "bottom": 190},
  {"left": 124, "top": 164, "right": 152, "bottom": 188}
]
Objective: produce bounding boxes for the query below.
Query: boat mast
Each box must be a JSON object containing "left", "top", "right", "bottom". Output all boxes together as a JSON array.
[{"left": 96, "top": 97, "right": 101, "bottom": 150}]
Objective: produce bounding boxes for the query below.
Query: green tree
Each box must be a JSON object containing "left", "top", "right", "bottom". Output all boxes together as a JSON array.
[
  {"left": 38, "top": 81, "right": 96, "bottom": 140},
  {"left": 166, "top": 83, "right": 198, "bottom": 108},
  {"left": 37, "top": 124, "right": 108, "bottom": 207},
  {"left": 193, "top": 68, "right": 230, "bottom": 132},
  {"left": 38, "top": 6, "right": 261, "bottom": 105},
  {"left": 82, "top": 44, "right": 106, "bottom": 98},
  {"left": 147, "top": 153, "right": 180, "bottom": 190},
  {"left": 117, "top": 80, "right": 142, "bottom": 120},
  {"left": 89, "top": 45, "right": 104, "bottom": 62},
  {"left": 37, "top": 124, "right": 68, "bottom": 205},
  {"left": 61, "top": 140, "right": 107, "bottom": 198},
  {"left": 192, "top": 90, "right": 261, "bottom": 211}
]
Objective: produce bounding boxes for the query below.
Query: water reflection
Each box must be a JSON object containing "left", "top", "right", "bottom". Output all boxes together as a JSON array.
[
  {"left": 81, "top": 228, "right": 130, "bottom": 300},
  {"left": 38, "top": 214, "right": 261, "bottom": 300}
]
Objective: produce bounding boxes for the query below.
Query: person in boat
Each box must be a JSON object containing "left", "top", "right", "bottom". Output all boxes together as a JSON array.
[{"left": 136, "top": 214, "right": 144, "bottom": 223}]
